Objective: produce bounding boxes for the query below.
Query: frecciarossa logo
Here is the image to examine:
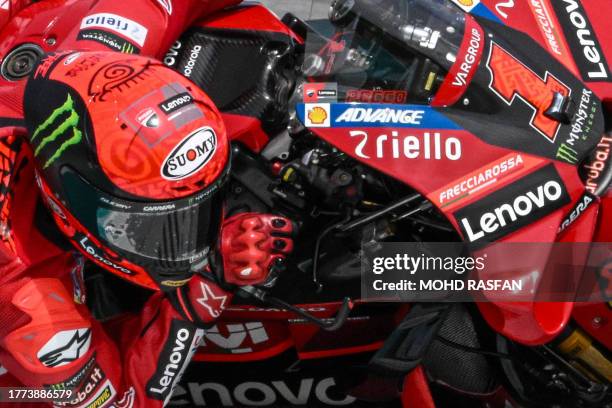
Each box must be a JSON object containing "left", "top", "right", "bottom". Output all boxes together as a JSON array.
[
  {"left": 161, "top": 127, "right": 217, "bottom": 180},
  {"left": 453, "top": 164, "right": 570, "bottom": 247}
]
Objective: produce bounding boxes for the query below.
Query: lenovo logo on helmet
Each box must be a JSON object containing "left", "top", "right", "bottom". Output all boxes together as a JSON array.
[
  {"left": 159, "top": 92, "right": 193, "bottom": 115},
  {"left": 161, "top": 127, "right": 217, "bottom": 180},
  {"left": 78, "top": 236, "right": 134, "bottom": 275},
  {"left": 454, "top": 165, "right": 570, "bottom": 247}
]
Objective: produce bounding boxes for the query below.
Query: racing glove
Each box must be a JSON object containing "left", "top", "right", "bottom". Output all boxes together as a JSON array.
[
  {"left": 175, "top": 213, "right": 294, "bottom": 326},
  {"left": 219, "top": 212, "right": 294, "bottom": 286}
]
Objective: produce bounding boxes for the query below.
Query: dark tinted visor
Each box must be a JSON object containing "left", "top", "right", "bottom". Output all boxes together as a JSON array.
[{"left": 60, "top": 166, "right": 227, "bottom": 264}]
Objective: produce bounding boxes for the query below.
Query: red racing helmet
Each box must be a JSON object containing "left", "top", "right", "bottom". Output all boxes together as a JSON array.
[{"left": 23, "top": 51, "right": 230, "bottom": 291}]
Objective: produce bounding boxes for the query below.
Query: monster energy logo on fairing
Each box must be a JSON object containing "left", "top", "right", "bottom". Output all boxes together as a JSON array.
[
  {"left": 31, "top": 94, "right": 82, "bottom": 169},
  {"left": 557, "top": 143, "right": 579, "bottom": 164},
  {"left": 122, "top": 42, "right": 136, "bottom": 54}
]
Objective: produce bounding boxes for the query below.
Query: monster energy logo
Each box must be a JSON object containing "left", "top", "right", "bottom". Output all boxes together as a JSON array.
[
  {"left": 121, "top": 42, "right": 136, "bottom": 54},
  {"left": 31, "top": 94, "right": 82, "bottom": 169},
  {"left": 557, "top": 143, "right": 579, "bottom": 164}
]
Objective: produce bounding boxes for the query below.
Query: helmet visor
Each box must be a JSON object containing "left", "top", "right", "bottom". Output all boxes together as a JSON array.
[{"left": 60, "top": 166, "right": 227, "bottom": 264}]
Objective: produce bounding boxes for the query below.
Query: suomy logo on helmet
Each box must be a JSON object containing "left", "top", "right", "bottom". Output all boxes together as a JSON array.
[
  {"left": 31, "top": 94, "right": 83, "bottom": 169},
  {"left": 161, "top": 127, "right": 217, "bottom": 180}
]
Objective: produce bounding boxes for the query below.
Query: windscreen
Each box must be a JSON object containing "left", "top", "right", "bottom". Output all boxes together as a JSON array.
[{"left": 302, "top": 0, "right": 466, "bottom": 104}]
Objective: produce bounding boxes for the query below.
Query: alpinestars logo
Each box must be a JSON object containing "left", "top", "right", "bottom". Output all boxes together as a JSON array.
[
  {"left": 37, "top": 328, "right": 92, "bottom": 368},
  {"left": 454, "top": 164, "right": 570, "bottom": 247},
  {"left": 31, "top": 94, "right": 82, "bottom": 169},
  {"left": 196, "top": 282, "right": 228, "bottom": 319}
]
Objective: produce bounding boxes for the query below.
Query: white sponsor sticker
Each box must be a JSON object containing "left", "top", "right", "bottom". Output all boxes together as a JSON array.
[
  {"left": 37, "top": 328, "right": 92, "bottom": 368},
  {"left": 80, "top": 13, "right": 148, "bottom": 47}
]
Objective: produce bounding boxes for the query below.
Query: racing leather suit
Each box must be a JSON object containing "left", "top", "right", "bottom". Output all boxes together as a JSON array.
[{"left": 0, "top": 1, "right": 296, "bottom": 407}]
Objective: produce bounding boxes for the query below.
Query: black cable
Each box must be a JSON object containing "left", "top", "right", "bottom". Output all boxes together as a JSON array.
[{"left": 311, "top": 208, "right": 352, "bottom": 291}]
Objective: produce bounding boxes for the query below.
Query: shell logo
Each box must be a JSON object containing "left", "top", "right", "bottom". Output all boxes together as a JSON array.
[{"left": 308, "top": 106, "right": 328, "bottom": 125}]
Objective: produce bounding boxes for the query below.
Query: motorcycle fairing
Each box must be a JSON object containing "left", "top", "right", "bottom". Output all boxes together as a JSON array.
[
  {"left": 194, "top": 303, "right": 403, "bottom": 362},
  {"left": 165, "top": 4, "right": 302, "bottom": 151},
  {"left": 440, "top": 16, "right": 605, "bottom": 167},
  {"left": 298, "top": 4, "right": 608, "bottom": 344},
  {"left": 457, "top": 0, "right": 612, "bottom": 100}
]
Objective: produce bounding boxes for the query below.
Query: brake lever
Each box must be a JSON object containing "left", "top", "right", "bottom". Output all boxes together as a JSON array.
[{"left": 239, "top": 286, "right": 353, "bottom": 331}]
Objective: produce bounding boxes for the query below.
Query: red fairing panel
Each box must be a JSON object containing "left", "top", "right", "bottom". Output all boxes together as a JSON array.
[
  {"left": 0, "top": 0, "right": 96, "bottom": 66},
  {"left": 195, "top": 3, "right": 302, "bottom": 43},
  {"left": 474, "top": 164, "right": 589, "bottom": 345},
  {"left": 432, "top": 16, "right": 485, "bottom": 107},
  {"left": 311, "top": 123, "right": 588, "bottom": 345},
  {"left": 480, "top": 0, "right": 579, "bottom": 75},
  {"left": 222, "top": 113, "right": 270, "bottom": 153},
  {"left": 0, "top": 1, "right": 35, "bottom": 38},
  {"left": 479, "top": 0, "right": 612, "bottom": 101},
  {"left": 194, "top": 4, "right": 304, "bottom": 150},
  {"left": 58, "top": 0, "right": 241, "bottom": 59}
]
